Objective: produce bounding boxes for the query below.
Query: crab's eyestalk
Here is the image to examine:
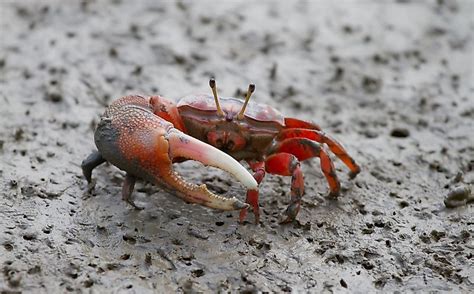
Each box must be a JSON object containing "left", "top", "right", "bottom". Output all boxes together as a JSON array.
[
  {"left": 209, "top": 78, "right": 225, "bottom": 117},
  {"left": 237, "top": 83, "right": 255, "bottom": 120}
]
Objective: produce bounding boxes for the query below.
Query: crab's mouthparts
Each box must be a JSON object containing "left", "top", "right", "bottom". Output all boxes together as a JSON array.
[{"left": 165, "top": 131, "right": 256, "bottom": 211}]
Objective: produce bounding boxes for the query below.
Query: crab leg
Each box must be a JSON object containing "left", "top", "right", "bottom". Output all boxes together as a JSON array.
[
  {"left": 81, "top": 150, "right": 106, "bottom": 183},
  {"left": 265, "top": 153, "right": 304, "bottom": 223},
  {"left": 122, "top": 174, "right": 141, "bottom": 209},
  {"left": 284, "top": 117, "right": 321, "bottom": 131},
  {"left": 271, "top": 138, "right": 340, "bottom": 196},
  {"left": 239, "top": 154, "right": 306, "bottom": 223},
  {"left": 276, "top": 128, "right": 361, "bottom": 177},
  {"left": 239, "top": 161, "right": 265, "bottom": 224}
]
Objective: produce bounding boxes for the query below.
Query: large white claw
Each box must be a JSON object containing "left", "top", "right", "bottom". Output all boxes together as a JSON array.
[{"left": 168, "top": 131, "right": 258, "bottom": 190}]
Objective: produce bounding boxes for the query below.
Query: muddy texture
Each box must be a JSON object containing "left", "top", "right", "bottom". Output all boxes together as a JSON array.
[{"left": 1, "top": 1, "right": 473, "bottom": 292}]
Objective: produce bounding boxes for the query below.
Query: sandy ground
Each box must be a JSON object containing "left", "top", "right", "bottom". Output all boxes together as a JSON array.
[{"left": 1, "top": 0, "right": 473, "bottom": 292}]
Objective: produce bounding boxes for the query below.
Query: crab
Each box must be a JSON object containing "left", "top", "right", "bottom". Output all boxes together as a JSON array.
[
  {"left": 82, "top": 95, "right": 257, "bottom": 212},
  {"left": 82, "top": 79, "right": 360, "bottom": 223}
]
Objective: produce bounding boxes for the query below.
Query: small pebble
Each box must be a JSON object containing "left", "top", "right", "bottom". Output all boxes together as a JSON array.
[{"left": 444, "top": 185, "right": 472, "bottom": 208}]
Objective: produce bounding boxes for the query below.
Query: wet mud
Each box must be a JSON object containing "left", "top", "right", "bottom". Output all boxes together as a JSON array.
[{"left": 1, "top": 1, "right": 473, "bottom": 292}]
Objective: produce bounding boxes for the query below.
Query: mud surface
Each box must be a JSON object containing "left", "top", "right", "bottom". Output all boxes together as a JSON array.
[{"left": 1, "top": 1, "right": 473, "bottom": 292}]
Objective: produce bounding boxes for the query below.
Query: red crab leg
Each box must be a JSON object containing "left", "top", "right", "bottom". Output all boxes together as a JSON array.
[
  {"left": 239, "top": 161, "right": 265, "bottom": 224},
  {"left": 276, "top": 128, "right": 360, "bottom": 178},
  {"left": 265, "top": 153, "right": 304, "bottom": 223},
  {"left": 272, "top": 138, "right": 340, "bottom": 197},
  {"left": 284, "top": 117, "right": 321, "bottom": 131}
]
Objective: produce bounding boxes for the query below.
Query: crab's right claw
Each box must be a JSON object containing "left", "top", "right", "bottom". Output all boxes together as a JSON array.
[{"left": 163, "top": 131, "right": 257, "bottom": 211}]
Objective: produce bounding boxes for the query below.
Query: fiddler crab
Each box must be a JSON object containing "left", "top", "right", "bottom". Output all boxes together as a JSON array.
[{"left": 82, "top": 79, "right": 360, "bottom": 223}]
